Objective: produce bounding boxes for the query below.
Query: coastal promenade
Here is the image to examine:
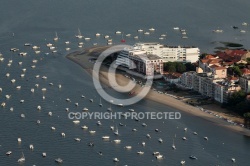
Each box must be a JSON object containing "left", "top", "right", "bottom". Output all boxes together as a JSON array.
[{"left": 66, "top": 46, "right": 250, "bottom": 136}]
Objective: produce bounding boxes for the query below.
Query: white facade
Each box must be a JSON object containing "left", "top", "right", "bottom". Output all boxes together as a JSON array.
[
  {"left": 116, "top": 43, "right": 200, "bottom": 65},
  {"left": 133, "top": 43, "right": 200, "bottom": 63}
]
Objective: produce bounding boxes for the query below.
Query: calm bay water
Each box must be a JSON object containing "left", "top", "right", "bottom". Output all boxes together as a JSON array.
[{"left": 0, "top": 0, "right": 250, "bottom": 165}]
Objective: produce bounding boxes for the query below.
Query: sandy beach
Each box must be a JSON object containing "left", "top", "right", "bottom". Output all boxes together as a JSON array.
[{"left": 66, "top": 47, "right": 250, "bottom": 136}]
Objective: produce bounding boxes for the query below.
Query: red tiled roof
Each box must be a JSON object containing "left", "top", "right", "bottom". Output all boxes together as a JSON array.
[
  {"left": 215, "top": 66, "right": 226, "bottom": 70},
  {"left": 228, "top": 76, "right": 239, "bottom": 81},
  {"left": 241, "top": 68, "right": 250, "bottom": 75},
  {"left": 209, "top": 64, "right": 220, "bottom": 68},
  {"left": 205, "top": 54, "right": 216, "bottom": 59},
  {"left": 216, "top": 49, "right": 247, "bottom": 63}
]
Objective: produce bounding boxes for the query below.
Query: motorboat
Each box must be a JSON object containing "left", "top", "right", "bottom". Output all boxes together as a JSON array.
[
  {"left": 113, "top": 158, "right": 119, "bottom": 162},
  {"left": 29, "top": 144, "right": 34, "bottom": 150},
  {"left": 73, "top": 120, "right": 80, "bottom": 124},
  {"left": 97, "top": 121, "right": 102, "bottom": 126},
  {"left": 124, "top": 146, "right": 132, "bottom": 149},
  {"left": 81, "top": 125, "right": 88, "bottom": 129},
  {"left": 18, "top": 138, "right": 22, "bottom": 142},
  {"left": 153, "top": 152, "right": 160, "bottom": 156},
  {"left": 61, "top": 133, "right": 66, "bottom": 137},
  {"left": 32, "top": 45, "right": 40, "bottom": 49},
  {"left": 95, "top": 33, "right": 101, "bottom": 37},
  {"left": 242, "top": 22, "right": 248, "bottom": 26},
  {"left": 51, "top": 127, "right": 56, "bottom": 130},
  {"left": 173, "top": 27, "right": 180, "bottom": 30},
  {"left": 89, "top": 130, "right": 96, "bottom": 134},
  {"left": 19, "top": 52, "right": 27, "bottom": 56},
  {"left": 115, "top": 31, "right": 121, "bottom": 34},
  {"left": 75, "top": 138, "right": 81, "bottom": 142},
  {"left": 113, "top": 139, "right": 121, "bottom": 143},
  {"left": 137, "top": 151, "right": 144, "bottom": 155},
  {"left": 24, "top": 43, "right": 32, "bottom": 46},
  {"left": 102, "top": 136, "right": 110, "bottom": 139},
  {"left": 156, "top": 154, "right": 163, "bottom": 159},
  {"left": 42, "top": 76, "right": 47, "bottom": 79},
  {"left": 213, "top": 29, "right": 223, "bottom": 33},
  {"left": 128, "top": 109, "right": 134, "bottom": 112},
  {"left": 37, "top": 105, "right": 41, "bottom": 110},
  {"left": 149, "top": 28, "right": 155, "bottom": 31},
  {"left": 146, "top": 134, "right": 151, "bottom": 138},
  {"left": 204, "top": 137, "right": 208, "bottom": 140},
  {"left": 158, "top": 138, "right": 163, "bottom": 143},
  {"left": 46, "top": 43, "right": 53, "bottom": 47},
  {"left": 55, "top": 158, "right": 63, "bottom": 163},
  {"left": 181, "top": 160, "right": 185, "bottom": 165},
  {"left": 42, "top": 152, "right": 46, "bottom": 157},
  {"left": 104, "top": 35, "right": 109, "bottom": 39},
  {"left": 83, "top": 107, "right": 88, "bottom": 111},
  {"left": 189, "top": 155, "right": 198, "bottom": 160},
  {"left": 137, "top": 29, "right": 143, "bottom": 32},
  {"left": 6, "top": 151, "right": 12, "bottom": 156}
]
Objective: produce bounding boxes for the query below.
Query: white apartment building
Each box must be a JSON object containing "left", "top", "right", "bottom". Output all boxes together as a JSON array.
[{"left": 116, "top": 43, "right": 200, "bottom": 66}]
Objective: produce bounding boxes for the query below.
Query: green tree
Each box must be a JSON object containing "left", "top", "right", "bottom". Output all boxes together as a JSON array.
[
  {"left": 199, "top": 53, "right": 207, "bottom": 60},
  {"left": 246, "top": 57, "right": 250, "bottom": 64},
  {"left": 244, "top": 112, "right": 250, "bottom": 118},
  {"left": 232, "top": 66, "right": 242, "bottom": 77},
  {"left": 185, "top": 63, "right": 196, "bottom": 71},
  {"left": 228, "top": 90, "right": 246, "bottom": 106},
  {"left": 168, "top": 64, "right": 176, "bottom": 72},
  {"left": 176, "top": 63, "right": 186, "bottom": 73}
]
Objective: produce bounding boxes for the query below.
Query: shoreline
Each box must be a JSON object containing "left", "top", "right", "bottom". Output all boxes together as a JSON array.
[{"left": 66, "top": 47, "right": 250, "bottom": 136}]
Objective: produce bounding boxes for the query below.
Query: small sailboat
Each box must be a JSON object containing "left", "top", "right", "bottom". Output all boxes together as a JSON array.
[
  {"left": 75, "top": 28, "right": 83, "bottom": 39},
  {"left": 114, "top": 125, "right": 119, "bottom": 135},
  {"left": 17, "top": 152, "right": 25, "bottom": 163},
  {"left": 107, "top": 103, "right": 112, "bottom": 111},
  {"left": 172, "top": 138, "right": 176, "bottom": 150},
  {"left": 53, "top": 32, "right": 58, "bottom": 41},
  {"left": 121, "top": 33, "right": 126, "bottom": 43},
  {"left": 99, "top": 98, "right": 103, "bottom": 107}
]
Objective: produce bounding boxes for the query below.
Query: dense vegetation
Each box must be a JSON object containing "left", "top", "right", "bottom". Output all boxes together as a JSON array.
[
  {"left": 224, "top": 90, "right": 250, "bottom": 116},
  {"left": 163, "top": 62, "right": 196, "bottom": 73}
]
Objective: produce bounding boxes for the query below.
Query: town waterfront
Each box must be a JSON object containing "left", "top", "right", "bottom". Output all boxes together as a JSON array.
[{"left": 1, "top": 0, "right": 250, "bottom": 165}]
